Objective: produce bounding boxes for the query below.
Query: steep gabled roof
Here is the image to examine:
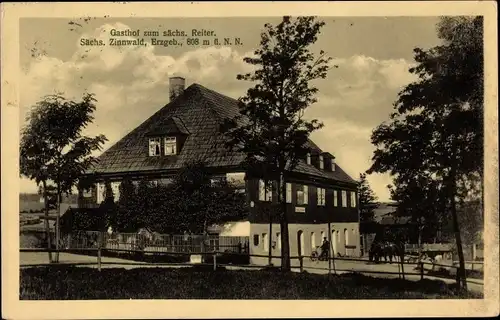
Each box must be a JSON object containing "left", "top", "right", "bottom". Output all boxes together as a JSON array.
[
  {"left": 145, "top": 116, "right": 190, "bottom": 136},
  {"left": 88, "top": 83, "right": 356, "bottom": 185}
]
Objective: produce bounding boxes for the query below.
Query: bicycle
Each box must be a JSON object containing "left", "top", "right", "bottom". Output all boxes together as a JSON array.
[{"left": 310, "top": 249, "right": 319, "bottom": 262}]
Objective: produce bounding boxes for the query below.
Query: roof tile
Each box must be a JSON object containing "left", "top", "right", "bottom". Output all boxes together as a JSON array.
[{"left": 88, "top": 83, "right": 356, "bottom": 184}]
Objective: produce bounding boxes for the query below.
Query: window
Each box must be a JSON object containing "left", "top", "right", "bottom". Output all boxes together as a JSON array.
[
  {"left": 317, "top": 188, "right": 326, "bottom": 206},
  {"left": 344, "top": 228, "right": 349, "bottom": 246},
  {"left": 164, "top": 137, "right": 177, "bottom": 155},
  {"left": 297, "top": 185, "right": 308, "bottom": 205},
  {"left": 306, "top": 153, "right": 311, "bottom": 165},
  {"left": 158, "top": 178, "right": 173, "bottom": 186},
  {"left": 333, "top": 190, "right": 338, "bottom": 207},
  {"left": 82, "top": 189, "right": 92, "bottom": 198},
  {"left": 149, "top": 138, "right": 161, "bottom": 156},
  {"left": 286, "top": 183, "right": 292, "bottom": 203},
  {"left": 253, "top": 234, "right": 260, "bottom": 246},
  {"left": 96, "top": 183, "right": 105, "bottom": 204},
  {"left": 320, "top": 231, "right": 325, "bottom": 242},
  {"left": 262, "top": 233, "right": 268, "bottom": 252},
  {"left": 350, "top": 191, "right": 357, "bottom": 207},
  {"left": 341, "top": 190, "right": 347, "bottom": 207},
  {"left": 319, "top": 155, "right": 324, "bottom": 169},
  {"left": 311, "top": 232, "right": 316, "bottom": 249},
  {"left": 276, "top": 232, "right": 281, "bottom": 250},
  {"left": 258, "top": 180, "right": 272, "bottom": 202},
  {"left": 210, "top": 176, "right": 226, "bottom": 186},
  {"left": 331, "top": 159, "right": 336, "bottom": 171},
  {"left": 111, "top": 182, "right": 121, "bottom": 202}
]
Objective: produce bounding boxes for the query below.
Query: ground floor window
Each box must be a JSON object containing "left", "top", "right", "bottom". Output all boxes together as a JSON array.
[
  {"left": 311, "top": 232, "right": 316, "bottom": 249},
  {"left": 262, "top": 233, "right": 268, "bottom": 252},
  {"left": 253, "top": 234, "right": 259, "bottom": 247}
]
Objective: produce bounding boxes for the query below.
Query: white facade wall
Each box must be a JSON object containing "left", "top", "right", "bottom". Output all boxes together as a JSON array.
[{"left": 249, "top": 222, "right": 360, "bottom": 266}]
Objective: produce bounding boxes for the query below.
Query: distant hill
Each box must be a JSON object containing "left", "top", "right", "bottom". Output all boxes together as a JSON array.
[
  {"left": 373, "top": 202, "right": 398, "bottom": 222},
  {"left": 19, "top": 193, "right": 78, "bottom": 213}
]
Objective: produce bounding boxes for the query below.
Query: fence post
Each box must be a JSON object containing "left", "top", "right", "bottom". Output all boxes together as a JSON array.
[
  {"left": 213, "top": 253, "right": 217, "bottom": 271},
  {"left": 420, "top": 261, "right": 424, "bottom": 281},
  {"left": 299, "top": 256, "right": 304, "bottom": 272},
  {"left": 97, "top": 232, "right": 102, "bottom": 272}
]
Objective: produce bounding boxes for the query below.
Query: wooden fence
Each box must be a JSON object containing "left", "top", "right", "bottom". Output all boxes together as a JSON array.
[
  {"left": 20, "top": 230, "right": 483, "bottom": 288},
  {"left": 20, "top": 247, "right": 484, "bottom": 288},
  {"left": 49, "top": 230, "right": 250, "bottom": 255}
]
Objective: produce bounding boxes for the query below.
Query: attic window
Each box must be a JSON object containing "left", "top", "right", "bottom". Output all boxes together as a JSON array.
[
  {"left": 149, "top": 138, "right": 161, "bottom": 156},
  {"left": 306, "top": 153, "right": 311, "bottom": 165},
  {"left": 319, "top": 155, "right": 324, "bottom": 169},
  {"left": 164, "top": 137, "right": 177, "bottom": 155},
  {"left": 331, "top": 158, "right": 336, "bottom": 171}
]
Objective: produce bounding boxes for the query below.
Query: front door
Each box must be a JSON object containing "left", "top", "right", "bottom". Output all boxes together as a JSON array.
[
  {"left": 332, "top": 230, "right": 338, "bottom": 255},
  {"left": 297, "top": 230, "right": 304, "bottom": 257}
]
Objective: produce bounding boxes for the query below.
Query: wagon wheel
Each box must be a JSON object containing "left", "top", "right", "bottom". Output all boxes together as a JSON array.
[{"left": 310, "top": 250, "right": 318, "bottom": 262}]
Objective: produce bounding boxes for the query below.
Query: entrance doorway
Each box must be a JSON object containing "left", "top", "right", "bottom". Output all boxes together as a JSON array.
[
  {"left": 297, "top": 230, "right": 304, "bottom": 257},
  {"left": 332, "top": 230, "right": 338, "bottom": 255}
]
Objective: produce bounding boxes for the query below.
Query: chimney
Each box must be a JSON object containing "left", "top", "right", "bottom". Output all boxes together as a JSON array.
[{"left": 169, "top": 76, "right": 185, "bottom": 101}]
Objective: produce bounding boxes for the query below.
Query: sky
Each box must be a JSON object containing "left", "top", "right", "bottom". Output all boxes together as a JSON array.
[{"left": 18, "top": 17, "right": 443, "bottom": 201}]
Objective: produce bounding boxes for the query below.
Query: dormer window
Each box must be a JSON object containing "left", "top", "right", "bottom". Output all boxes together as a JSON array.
[
  {"left": 149, "top": 138, "right": 161, "bottom": 156},
  {"left": 164, "top": 137, "right": 177, "bottom": 155},
  {"left": 306, "top": 153, "right": 311, "bottom": 165},
  {"left": 319, "top": 155, "right": 324, "bottom": 169},
  {"left": 331, "top": 158, "right": 336, "bottom": 171}
]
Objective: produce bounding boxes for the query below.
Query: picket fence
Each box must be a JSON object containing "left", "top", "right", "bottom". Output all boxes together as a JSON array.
[{"left": 59, "top": 230, "right": 250, "bottom": 254}]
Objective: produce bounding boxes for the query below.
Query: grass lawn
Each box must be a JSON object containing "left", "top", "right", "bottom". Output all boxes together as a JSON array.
[{"left": 20, "top": 265, "right": 482, "bottom": 300}]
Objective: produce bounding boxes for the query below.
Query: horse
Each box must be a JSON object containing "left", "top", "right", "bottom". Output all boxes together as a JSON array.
[{"left": 369, "top": 241, "right": 404, "bottom": 264}]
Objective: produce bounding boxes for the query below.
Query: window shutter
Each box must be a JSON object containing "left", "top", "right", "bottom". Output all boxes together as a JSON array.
[
  {"left": 112, "top": 182, "right": 121, "bottom": 202},
  {"left": 304, "top": 185, "right": 308, "bottom": 204},
  {"left": 96, "top": 183, "right": 105, "bottom": 204},
  {"left": 333, "top": 190, "right": 338, "bottom": 207},
  {"left": 258, "top": 179, "right": 265, "bottom": 201},
  {"left": 266, "top": 182, "right": 272, "bottom": 202},
  {"left": 286, "top": 183, "right": 292, "bottom": 203}
]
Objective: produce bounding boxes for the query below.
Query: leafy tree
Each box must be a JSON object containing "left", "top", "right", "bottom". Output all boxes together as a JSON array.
[
  {"left": 367, "top": 17, "right": 483, "bottom": 290},
  {"left": 358, "top": 173, "right": 379, "bottom": 224},
  {"left": 20, "top": 93, "right": 107, "bottom": 262},
  {"left": 221, "top": 16, "right": 331, "bottom": 271},
  {"left": 115, "top": 179, "right": 141, "bottom": 232},
  {"left": 138, "top": 161, "right": 248, "bottom": 235}
]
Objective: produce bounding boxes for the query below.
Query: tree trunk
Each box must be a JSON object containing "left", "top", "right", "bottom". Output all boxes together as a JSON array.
[
  {"left": 279, "top": 172, "right": 291, "bottom": 271},
  {"left": 268, "top": 207, "right": 273, "bottom": 266},
  {"left": 54, "top": 191, "right": 61, "bottom": 263},
  {"left": 42, "top": 180, "right": 53, "bottom": 263},
  {"left": 450, "top": 171, "right": 468, "bottom": 291}
]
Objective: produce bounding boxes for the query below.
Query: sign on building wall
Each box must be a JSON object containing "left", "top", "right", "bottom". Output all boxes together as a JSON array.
[{"left": 295, "top": 207, "right": 306, "bottom": 213}]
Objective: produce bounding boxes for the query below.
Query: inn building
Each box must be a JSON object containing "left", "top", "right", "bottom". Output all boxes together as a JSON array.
[{"left": 78, "top": 77, "right": 361, "bottom": 266}]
